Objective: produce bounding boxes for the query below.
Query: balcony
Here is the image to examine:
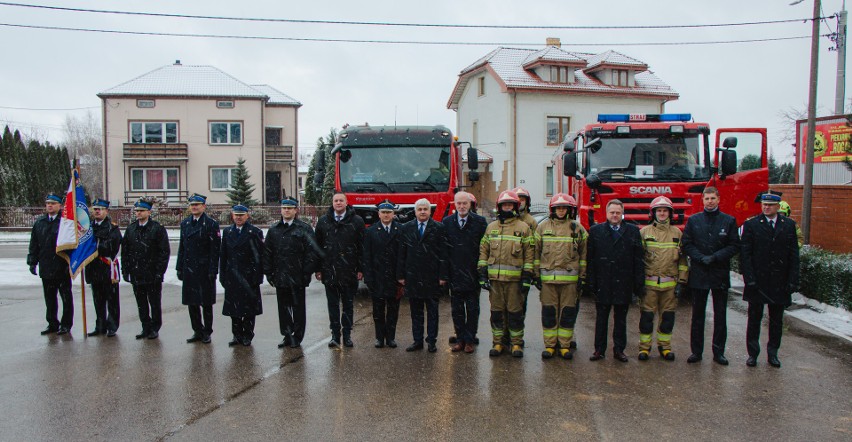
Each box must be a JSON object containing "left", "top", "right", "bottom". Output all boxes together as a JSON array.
[
  {"left": 265, "top": 145, "right": 294, "bottom": 163},
  {"left": 123, "top": 143, "right": 189, "bottom": 160}
]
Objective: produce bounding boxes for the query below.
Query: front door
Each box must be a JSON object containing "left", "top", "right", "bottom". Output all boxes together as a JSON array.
[
  {"left": 712, "top": 128, "right": 769, "bottom": 225},
  {"left": 266, "top": 171, "right": 281, "bottom": 203}
]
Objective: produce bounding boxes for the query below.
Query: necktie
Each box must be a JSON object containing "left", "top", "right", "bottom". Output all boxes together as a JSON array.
[
  {"left": 460, "top": 218, "right": 466, "bottom": 229},
  {"left": 192, "top": 218, "right": 198, "bottom": 227},
  {"left": 335, "top": 215, "right": 341, "bottom": 222},
  {"left": 236, "top": 227, "right": 241, "bottom": 236},
  {"left": 769, "top": 220, "right": 775, "bottom": 229},
  {"left": 386, "top": 226, "right": 390, "bottom": 234},
  {"left": 419, "top": 222, "right": 425, "bottom": 237}
]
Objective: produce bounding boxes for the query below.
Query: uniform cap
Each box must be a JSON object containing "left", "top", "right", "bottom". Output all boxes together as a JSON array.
[
  {"left": 188, "top": 193, "right": 207, "bottom": 204},
  {"left": 280, "top": 197, "right": 298, "bottom": 207},
  {"left": 91, "top": 198, "right": 110, "bottom": 208},
  {"left": 45, "top": 193, "right": 62, "bottom": 203},
  {"left": 376, "top": 199, "right": 395, "bottom": 211},
  {"left": 134, "top": 199, "right": 153, "bottom": 210},
  {"left": 759, "top": 193, "right": 782, "bottom": 204},
  {"left": 231, "top": 204, "right": 250, "bottom": 214}
]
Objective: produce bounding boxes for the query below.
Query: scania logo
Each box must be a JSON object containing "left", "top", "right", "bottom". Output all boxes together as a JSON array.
[{"left": 629, "top": 186, "right": 673, "bottom": 194}]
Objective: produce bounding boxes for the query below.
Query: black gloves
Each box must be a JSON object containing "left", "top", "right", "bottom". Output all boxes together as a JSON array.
[
  {"left": 534, "top": 277, "right": 542, "bottom": 291},
  {"left": 521, "top": 275, "right": 533, "bottom": 289},
  {"left": 700, "top": 255, "right": 714, "bottom": 265},
  {"left": 480, "top": 279, "right": 492, "bottom": 291},
  {"left": 29, "top": 265, "right": 37, "bottom": 276},
  {"left": 674, "top": 283, "right": 686, "bottom": 298},
  {"left": 479, "top": 267, "right": 490, "bottom": 291}
]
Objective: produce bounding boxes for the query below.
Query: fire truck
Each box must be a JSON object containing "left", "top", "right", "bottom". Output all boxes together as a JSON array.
[
  {"left": 314, "top": 125, "right": 479, "bottom": 225},
  {"left": 553, "top": 113, "right": 768, "bottom": 229}
]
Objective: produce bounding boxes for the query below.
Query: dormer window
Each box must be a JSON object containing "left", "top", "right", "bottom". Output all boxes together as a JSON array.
[
  {"left": 549, "top": 66, "right": 571, "bottom": 84},
  {"left": 612, "top": 69, "right": 629, "bottom": 86}
]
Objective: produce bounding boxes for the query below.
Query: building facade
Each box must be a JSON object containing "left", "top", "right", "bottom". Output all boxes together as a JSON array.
[
  {"left": 98, "top": 62, "right": 301, "bottom": 206},
  {"left": 448, "top": 39, "right": 679, "bottom": 208}
]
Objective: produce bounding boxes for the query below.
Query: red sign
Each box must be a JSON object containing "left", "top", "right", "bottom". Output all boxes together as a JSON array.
[{"left": 800, "top": 121, "right": 852, "bottom": 163}]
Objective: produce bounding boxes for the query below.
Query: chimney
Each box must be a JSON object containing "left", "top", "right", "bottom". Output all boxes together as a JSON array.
[
  {"left": 546, "top": 37, "right": 561, "bottom": 48},
  {"left": 174, "top": 60, "right": 181, "bottom": 65}
]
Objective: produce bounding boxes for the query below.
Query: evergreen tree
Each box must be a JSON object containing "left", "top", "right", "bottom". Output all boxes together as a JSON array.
[
  {"left": 226, "top": 157, "right": 259, "bottom": 206},
  {"left": 739, "top": 154, "right": 762, "bottom": 172},
  {"left": 304, "top": 128, "right": 338, "bottom": 206}
]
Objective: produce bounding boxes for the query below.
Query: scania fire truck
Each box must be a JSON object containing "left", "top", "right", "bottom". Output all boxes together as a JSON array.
[
  {"left": 553, "top": 113, "right": 768, "bottom": 229},
  {"left": 315, "top": 125, "right": 478, "bottom": 225}
]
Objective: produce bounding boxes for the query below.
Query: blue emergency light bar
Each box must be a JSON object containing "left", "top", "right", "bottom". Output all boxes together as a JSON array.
[{"left": 597, "top": 113, "right": 692, "bottom": 123}]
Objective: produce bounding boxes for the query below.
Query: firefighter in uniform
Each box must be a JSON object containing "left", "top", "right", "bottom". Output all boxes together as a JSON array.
[
  {"left": 535, "top": 193, "right": 587, "bottom": 360},
  {"left": 478, "top": 190, "right": 534, "bottom": 358},
  {"left": 85, "top": 198, "right": 122, "bottom": 337},
  {"left": 638, "top": 196, "right": 688, "bottom": 361},
  {"left": 513, "top": 187, "right": 538, "bottom": 345}
]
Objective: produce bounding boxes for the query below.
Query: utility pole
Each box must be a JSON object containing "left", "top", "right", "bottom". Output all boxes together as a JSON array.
[
  {"left": 835, "top": 3, "right": 847, "bottom": 114},
  {"left": 802, "top": 0, "right": 821, "bottom": 245}
]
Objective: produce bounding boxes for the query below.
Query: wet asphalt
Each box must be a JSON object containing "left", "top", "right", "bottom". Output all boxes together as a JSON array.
[{"left": 1, "top": 254, "right": 850, "bottom": 441}]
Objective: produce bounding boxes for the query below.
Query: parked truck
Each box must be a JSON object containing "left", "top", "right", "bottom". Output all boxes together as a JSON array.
[{"left": 552, "top": 113, "right": 768, "bottom": 228}]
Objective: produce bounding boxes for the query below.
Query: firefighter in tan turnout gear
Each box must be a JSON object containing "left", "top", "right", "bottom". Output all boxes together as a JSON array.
[
  {"left": 535, "top": 193, "right": 587, "bottom": 360},
  {"left": 478, "top": 190, "right": 534, "bottom": 358},
  {"left": 638, "top": 196, "right": 688, "bottom": 361}
]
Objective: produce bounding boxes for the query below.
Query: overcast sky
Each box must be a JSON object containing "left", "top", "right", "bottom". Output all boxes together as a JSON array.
[{"left": 0, "top": 0, "right": 848, "bottom": 162}]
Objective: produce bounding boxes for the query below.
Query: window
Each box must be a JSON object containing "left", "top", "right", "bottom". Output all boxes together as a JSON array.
[
  {"left": 546, "top": 116, "right": 570, "bottom": 146},
  {"left": 130, "top": 122, "right": 178, "bottom": 143},
  {"left": 130, "top": 168, "right": 179, "bottom": 191},
  {"left": 546, "top": 166, "right": 554, "bottom": 196},
  {"left": 136, "top": 99, "right": 155, "bottom": 108},
  {"left": 549, "top": 66, "right": 570, "bottom": 83},
  {"left": 211, "top": 167, "right": 239, "bottom": 190},
  {"left": 477, "top": 76, "right": 485, "bottom": 96},
  {"left": 612, "top": 69, "right": 629, "bottom": 86},
  {"left": 298, "top": 176, "right": 304, "bottom": 188},
  {"left": 216, "top": 100, "right": 234, "bottom": 109},
  {"left": 210, "top": 122, "right": 242, "bottom": 145},
  {"left": 265, "top": 127, "right": 283, "bottom": 146}
]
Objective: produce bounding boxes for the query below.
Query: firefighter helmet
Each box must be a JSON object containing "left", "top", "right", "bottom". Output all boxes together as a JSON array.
[
  {"left": 549, "top": 193, "right": 577, "bottom": 219},
  {"left": 497, "top": 190, "right": 520, "bottom": 205},
  {"left": 779, "top": 201, "right": 791, "bottom": 217},
  {"left": 649, "top": 195, "right": 674, "bottom": 222},
  {"left": 513, "top": 186, "right": 531, "bottom": 210}
]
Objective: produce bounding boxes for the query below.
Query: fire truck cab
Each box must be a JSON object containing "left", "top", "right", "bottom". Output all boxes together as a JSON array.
[{"left": 554, "top": 113, "right": 768, "bottom": 229}]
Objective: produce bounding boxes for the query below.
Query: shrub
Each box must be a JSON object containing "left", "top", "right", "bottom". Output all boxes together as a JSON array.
[{"left": 798, "top": 246, "right": 852, "bottom": 310}]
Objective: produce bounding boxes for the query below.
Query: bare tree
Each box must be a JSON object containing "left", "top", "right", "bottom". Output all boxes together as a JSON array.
[{"left": 63, "top": 111, "right": 103, "bottom": 198}]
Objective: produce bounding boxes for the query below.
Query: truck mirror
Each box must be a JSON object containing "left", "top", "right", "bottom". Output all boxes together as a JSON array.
[
  {"left": 563, "top": 152, "right": 577, "bottom": 177},
  {"left": 468, "top": 170, "right": 480, "bottom": 182},
  {"left": 586, "top": 173, "right": 602, "bottom": 189},
  {"left": 720, "top": 149, "right": 738, "bottom": 175},
  {"left": 467, "top": 146, "right": 479, "bottom": 170},
  {"left": 584, "top": 137, "right": 602, "bottom": 153},
  {"left": 722, "top": 137, "right": 738, "bottom": 148},
  {"left": 339, "top": 149, "right": 352, "bottom": 163}
]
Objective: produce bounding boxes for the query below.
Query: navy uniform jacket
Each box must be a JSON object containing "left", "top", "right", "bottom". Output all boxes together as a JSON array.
[
  {"left": 176, "top": 212, "right": 221, "bottom": 305},
  {"left": 27, "top": 214, "right": 70, "bottom": 280},
  {"left": 682, "top": 209, "right": 740, "bottom": 290},
  {"left": 740, "top": 214, "right": 800, "bottom": 305},
  {"left": 85, "top": 216, "right": 122, "bottom": 284},
  {"left": 362, "top": 220, "right": 402, "bottom": 299},
  {"left": 220, "top": 222, "right": 264, "bottom": 317}
]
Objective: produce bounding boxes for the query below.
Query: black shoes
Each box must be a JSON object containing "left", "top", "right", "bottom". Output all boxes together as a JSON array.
[
  {"left": 713, "top": 355, "right": 729, "bottom": 366},
  {"left": 40, "top": 327, "right": 58, "bottom": 335},
  {"left": 147, "top": 331, "right": 159, "bottom": 340},
  {"left": 343, "top": 337, "right": 354, "bottom": 348},
  {"left": 746, "top": 356, "right": 757, "bottom": 367},
  {"left": 638, "top": 351, "right": 649, "bottom": 361},
  {"left": 768, "top": 355, "right": 781, "bottom": 368},
  {"left": 406, "top": 342, "right": 424, "bottom": 352},
  {"left": 687, "top": 354, "right": 702, "bottom": 363},
  {"left": 386, "top": 340, "right": 398, "bottom": 348},
  {"left": 229, "top": 337, "right": 242, "bottom": 347},
  {"left": 106, "top": 330, "right": 117, "bottom": 337},
  {"left": 56, "top": 327, "right": 70, "bottom": 335},
  {"left": 135, "top": 331, "right": 148, "bottom": 340},
  {"left": 614, "top": 352, "right": 629, "bottom": 363},
  {"left": 589, "top": 351, "right": 605, "bottom": 361},
  {"left": 448, "top": 335, "right": 457, "bottom": 344},
  {"left": 328, "top": 336, "right": 341, "bottom": 348},
  {"left": 374, "top": 339, "right": 385, "bottom": 348},
  {"left": 201, "top": 334, "right": 212, "bottom": 344},
  {"left": 186, "top": 333, "right": 203, "bottom": 343},
  {"left": 428, "top": 343, "right": 438, "bottom": 353},
  {"left": 87, "top": 329, "right": 102, "bottom": 337}
]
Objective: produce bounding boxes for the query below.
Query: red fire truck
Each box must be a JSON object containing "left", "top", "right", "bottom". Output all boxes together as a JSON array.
[
  {"left": 553, "top": 113, "right": 768, "bottom": 229},
  {"left": 317, "top": 124, "right": 478, "bottom": 225}
]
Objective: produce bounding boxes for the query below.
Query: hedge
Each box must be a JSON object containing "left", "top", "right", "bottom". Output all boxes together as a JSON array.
[{"left": 798, "top": 246, "right": 852, "bottom": 311}]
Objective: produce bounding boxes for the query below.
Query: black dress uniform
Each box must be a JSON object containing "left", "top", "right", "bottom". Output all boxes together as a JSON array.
[
  {"left": 176, "top": 194, "right": 221, "bottom": 343},
  {"left": 84, "top": 199, "right": 122, "bottom": 336},
  {"left": 362, "top": 205, "right": 403, "bottom": 347},
  {"left": 121, "top": 200, "right": 170, "bottom": 339},
  {"left": 27, "top": 194, "right": 73, "bottom": 334},
  {"left": 220, "top": 205, "right": 264, "bottom": 346},
  {"left": 740, "top": 195, "right": 800, "bottom": 367}
]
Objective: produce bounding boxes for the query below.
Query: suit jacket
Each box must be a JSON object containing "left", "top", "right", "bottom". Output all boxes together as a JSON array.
[
  {"left": 586, "top": 222, "right": 645, "bottom": 305},
  {"left": 442, "top": 212, "right": 487, "bottom": 292},
  {"left": 396, "top": 218, "right": 449, "bottom": 298},
  {"left": 362, "top": 220, "right": 402, "bottom": 298},
  {"left": 682, "top": 209, "right": 740, "bottom": 290},
  {"left": 740, "top": 214, "right": 800, "bottom": 305}
]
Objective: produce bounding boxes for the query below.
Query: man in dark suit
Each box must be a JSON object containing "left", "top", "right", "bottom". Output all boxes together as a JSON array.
[
  {"left": 682, "top": 187, "right": 740, "bottom": 365},
  {"left": 27, "top": 193, "right": 73, "bottom": 335},
  {"left": 442, "top": 191, "right": 487, "bottom": 353},
  {"left": 586, "top": 199, "right": 645, "bottom": 362},
  {"left": 362, "top": 200, "right": 403, "bottom": 348},
  {"left": 220, "top": 204, "right": 265, "bottom": 347},
  {"left": 740, "top": 192, "right": 800, "bottom": 368},
  {"left": 397, "top": 198, "right": 449, "bottom": 353},
  {"left": 85, "top": 198, "right": 122, "bottom": 337},
  {"left": 176, "top": 193, "right": 221, "bottom": 344}
]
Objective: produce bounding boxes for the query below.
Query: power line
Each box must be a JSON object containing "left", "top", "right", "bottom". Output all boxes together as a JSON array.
[
  {"left": 0, "top": 22, "right": 823, "bottom": 46},
  {"left": 0, "top": 1, "right": 833, "bottom": 30},
  {"left": 0, "top": 105, "right": 98, "bottom": 111}
]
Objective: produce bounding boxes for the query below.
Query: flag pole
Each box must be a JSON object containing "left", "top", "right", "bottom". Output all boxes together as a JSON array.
[{"left": 75, "top": 159, "right": 89, "bottom": 338}]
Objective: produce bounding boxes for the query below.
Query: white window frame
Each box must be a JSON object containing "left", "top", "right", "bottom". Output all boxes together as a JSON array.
[
  {"left": 129, "top": 122, "right": 178, "bottom": 144},
  {"left": 612, "top": 69, "right": 629, "bottom": 86},
  {"left": 210, "top": 167, "right": 240, "bottom": 191},
  {"left": 130, "top": 168, "right": 179, "bottom": 191},
  {"left": 209, "top": 122, "right": 243, "bottom": 145},
  {"left": 546, "top": 116, "right": 571, "bottom": 146}
]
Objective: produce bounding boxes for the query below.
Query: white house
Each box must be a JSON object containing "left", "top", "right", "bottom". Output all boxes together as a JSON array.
[
  {"left": 447, "top": 39, "right": 679, "bottom": 208},
  {"left": 98, "top": 61, "right": 301, "bottom": 206}
]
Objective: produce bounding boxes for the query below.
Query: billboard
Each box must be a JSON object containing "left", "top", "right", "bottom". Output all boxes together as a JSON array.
[{"left": 798, "top": 119, "right": 852, "bottom": 163}]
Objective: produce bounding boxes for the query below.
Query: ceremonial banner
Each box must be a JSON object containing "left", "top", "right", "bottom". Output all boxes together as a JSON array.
[{"left": 56, "top": 168, "right": 98, "bottom": 279}]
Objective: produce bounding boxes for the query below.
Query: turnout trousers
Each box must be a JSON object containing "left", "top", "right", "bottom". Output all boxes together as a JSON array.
[
  {"left": 639, "top": 288, "right": 677, "bottom": 352},
  {"left": 540, "top": 283, "right": 579, "bottom": 349},
  {"left": 489, "top": 281, "right": 524, "bottom": 346}
]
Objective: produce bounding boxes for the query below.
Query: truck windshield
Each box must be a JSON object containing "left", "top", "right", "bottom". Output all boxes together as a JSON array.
[
  {"left": 339, "top": 146, "right": 451, "bottom": 192},
  {"left": 587, "top": 134, "right": 709, "bottom": 181}
]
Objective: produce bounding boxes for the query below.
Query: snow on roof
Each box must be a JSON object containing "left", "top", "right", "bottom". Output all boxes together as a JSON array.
[
  {"left": 251, "top": 84, "right": 301, "bottom": 106},
  {"left": 449, "top": 47, "right": 676, "bottom": 109}
]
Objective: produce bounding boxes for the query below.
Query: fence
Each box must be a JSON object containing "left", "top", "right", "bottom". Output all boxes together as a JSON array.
[
  {"left": 770, "top": 184, "right": 852, "bottom": 254},
  {"left": 0, "top": 205, "right": 326, "bottom": 229}
]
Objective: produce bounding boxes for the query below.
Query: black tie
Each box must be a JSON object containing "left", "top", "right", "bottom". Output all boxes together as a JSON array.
[
  {"left": 769, "top": 220, "right": 775, "bottom": 229},
  {"left": 192, "top": 218, "right": 198, "bottom": 227},
  {"left": 386, "top": 226, "right": 390, "bottom": 234},
  {"left": 419, "top": 223, "right": 425, "bottom": 237},
  {"left": 460, "top": 218, "right": 466, "bottom": 229}
]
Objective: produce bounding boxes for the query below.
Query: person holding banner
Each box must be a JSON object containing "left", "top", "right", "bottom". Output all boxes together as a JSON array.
[
  {"left": 177, "top": 194, "right": 221, "bottom": 344},
  {"left": 122, "top": 198, "right": 170, "bottom": 340},
  {"left": 27, "top": 193, "right": 73, "bottom": 335},
  {"left": 85, "top": 198, "right": 122, "bottom": 337}
]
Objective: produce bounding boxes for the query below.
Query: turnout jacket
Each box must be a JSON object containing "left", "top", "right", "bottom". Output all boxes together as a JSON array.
[
  {"left": 27, "top": 214, "right": 70, "bottom": 279},
  {"left": 478, "top": 216, "right": 534, "bottom": 282},
  {"left": 314, "top": 206, "right": 365, "bottom": 286},
  {"left": 176, "top": 212, "right": 221, "bottom": 306},
  {"left": 362, "top": 220, "right": 402, "bottom": 298},
  {"left": 740, "top": 214, "right": 800, "bottom": 305},
  {"left": 681, "top": 209, "right": 740, "bottom": 290},
  {"left": 85, "top": 216, "right": 122, "bottom": 284},
  {"left": 586, "top": 222, "right": 645, "bottom": 305},
  {"left": 640, "top": 221, "right": 688, "bottom": 291},
  {"left": 121, "top": 219, "right": 169, "bottom": 284},
  {"left": 441, "top": 212, "right": 487, "bottom": 292},
  {"left": 396, "top": 218, "right": 450, "bottom": 298},
  {"left": 534, "top": 217, "right": 587, "bottom": 284},
  {"left": 263, "top": 218, "right": 321, "bottom": 290},
  {"left": 220, "top": 222, "right": 264, "bottom": 317}
]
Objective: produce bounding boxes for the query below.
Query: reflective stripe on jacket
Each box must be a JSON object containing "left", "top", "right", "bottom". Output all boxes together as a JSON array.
[
  {"left": 640, "top": 221, "right": 687, "bottom": 289},
  {"left": 478, "top": 217, "right": 533, "bottom": 281},
  {"left": 534, "top": 217, "right": 587, "bottom": 284}
]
